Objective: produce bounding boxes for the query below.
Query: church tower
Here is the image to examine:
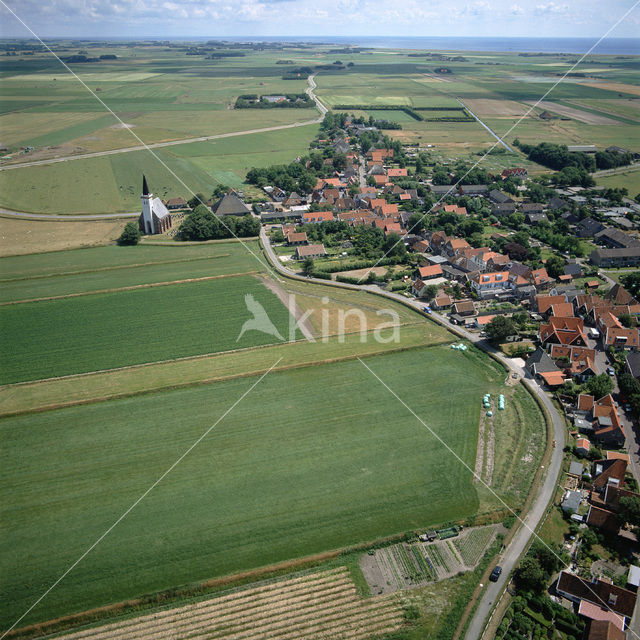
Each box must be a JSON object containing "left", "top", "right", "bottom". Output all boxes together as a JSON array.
[{"left": 141, "top": 175, "right": 154, "bottom": 234}]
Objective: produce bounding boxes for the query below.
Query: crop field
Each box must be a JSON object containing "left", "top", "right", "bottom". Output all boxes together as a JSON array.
[
  {"left": 1, "top": 345, "right": 501, "bottom": 627},
  {"left": 56, "top": 568, "right": 404, "bottom": 640},
  {"left": 0, "top": 244, "right": 262, "bottom": 303},
  {"left": 0, "top": 215, "right": 126, "bottom": 257},
  {"left": 0, "top": 242, "right": 260, "bottom": 280},
  {"left": 2, "top": 46, "right": 638, "bottom": 214},
  {"left": 0, "top": 274, "right": 296, "bottom": 383}
]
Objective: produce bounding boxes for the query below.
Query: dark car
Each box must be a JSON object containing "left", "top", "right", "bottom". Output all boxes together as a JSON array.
[{"left": 489, "top": 566, "right": 502, "bottom": 582}]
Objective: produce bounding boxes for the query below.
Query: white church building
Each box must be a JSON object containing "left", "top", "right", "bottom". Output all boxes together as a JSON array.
[{"left": 138, "top": 175, "right": 172, "bottom": 235}]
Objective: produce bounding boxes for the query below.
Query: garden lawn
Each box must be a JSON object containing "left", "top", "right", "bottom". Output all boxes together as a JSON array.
[
  {"left": 0, "top": 345, "right": 486, "bottom": 629},
  {"left": 0, "top": 275, "right": 294, "bottom": 383}
]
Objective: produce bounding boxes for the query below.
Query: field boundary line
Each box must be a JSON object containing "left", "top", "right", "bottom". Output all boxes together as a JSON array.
[
  {"left": 0, "top": 336, "right": 444, "bottom": 418},
  {"left": 0, "top": 271, "right": 259, "bottom": 306},
  {"left": 0, "top": 357, "right": 283, "bottom": 639},
  {"left": 0, "top": 254, "right": 234, "bottom": 284}
]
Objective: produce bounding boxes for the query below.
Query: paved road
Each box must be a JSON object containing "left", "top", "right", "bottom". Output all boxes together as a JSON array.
[
  {"left": 261, "top": 229, "right": 566, "bottom": 640},
  {"left": 456, "top": 98, "right": 514, "bottom": 153},
  {"left": 592, "top": 163, "right": 640, "bottom": 178},
  {"left": 0, "top": 76, "right": 326, "bottom": 173}
]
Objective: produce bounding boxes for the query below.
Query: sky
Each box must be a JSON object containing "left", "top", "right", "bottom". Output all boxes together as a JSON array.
[{"left": 1, "top": 0, "right": 639, "bottom": 39}]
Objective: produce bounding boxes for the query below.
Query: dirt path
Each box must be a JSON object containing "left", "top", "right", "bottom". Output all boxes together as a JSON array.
[
  {"left": 474, "top": 414, "right": 486, "bottom": 484},
  {"left": 261, "top": 277, "right": 315, "bottom": 341}
]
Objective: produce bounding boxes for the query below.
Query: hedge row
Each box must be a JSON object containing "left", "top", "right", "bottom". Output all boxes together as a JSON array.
[{"left": 334, "top": 104, "right": 423, "bottom": 121}]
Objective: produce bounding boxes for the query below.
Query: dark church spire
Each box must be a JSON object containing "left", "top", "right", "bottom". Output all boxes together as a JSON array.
[{"left": 142, "top": 175, "right": 150, "bottom": 196}]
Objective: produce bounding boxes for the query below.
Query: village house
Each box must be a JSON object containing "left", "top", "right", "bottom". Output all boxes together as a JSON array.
[
  {"left": 295, "top": 244, "right": 326, "bottom": 259},
  {"left": 302, "top": 211, "right": 334, "bottom": 224},
  {"left": 164, "top": 196, "right": 187, "bottom": 210},
  {"left": 286, "top": 232, "right": 308, "bottom": 246},
  {"left": 539, "top": 316, "right": 588, "bottom": 347},
  {"left": 555, "top": 571, "right": 636, "bottom": 630},
  {"left": 550, "top": 344, "right": 598, "bottom": 381}
]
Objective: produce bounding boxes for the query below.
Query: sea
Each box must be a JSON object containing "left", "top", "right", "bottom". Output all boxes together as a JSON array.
[{"left": 213, "top": 36, "right": 640, "bottom": 56}]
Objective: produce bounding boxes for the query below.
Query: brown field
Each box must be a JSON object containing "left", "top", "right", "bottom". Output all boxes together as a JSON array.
[
  {"left": 463, "top": 99, "right": 529, "bottom": 118},
  {"left": 333, "top": 266, "right": 389, "bottom": 279},
  {"left": 0, "top": 217, "right": 127, "bottom": 257},
  {"left": 575, "top": 81, "right": 640, "bottom": 97},
  {"left": 56, "top": 568, "right": 403, "bottom": 640},
  {"left": 526, "top": 101, "right": 621, "bottom": 125}
]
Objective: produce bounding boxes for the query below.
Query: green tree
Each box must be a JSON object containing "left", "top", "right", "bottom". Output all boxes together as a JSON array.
[
  {"left": 302, "top": 257, "right": 315, "bottom": 275},
  {"left": 486, "top": 315, "right": 517, "bottom": 344},
  {"left": 545, "top": 255, "right": 565, "bottom": 279},
  {"left": 586, "top": 373, "right": 614, "bottom": 399},
  {"left": 618, "top": 496, "right": 640, "bottom": 528},
  {"left": 188, "top": 192, "right": 207, "bottom": 209},
  {"left": 621, "top": 271, "right": 640, "bottom": 298},
  {"left": 619, "top": 313, "right": 634, "bottom": 329},
  {"left": 117, "top": 222, "right": 141, "bottom": 245},
  {"left": 515, "top": 556, "right": 546, "bottom": 591},
  {"left": 424, "top": 284, "right": 438, "bottom": 300},
  {"left": 382, "top": 233, "right": 408, "bottom": 260}
]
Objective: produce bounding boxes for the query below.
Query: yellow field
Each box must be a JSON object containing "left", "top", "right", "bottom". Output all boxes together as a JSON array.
[{"left": 0, "top": 216, "right": 128, "bottom": 257}]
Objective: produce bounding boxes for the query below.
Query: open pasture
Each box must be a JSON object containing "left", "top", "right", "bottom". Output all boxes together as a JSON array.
[
  {"left": 0, "top": 125, "right": 316, "bottom": 214},
  {"left": 0, "top": 274, "right": 295, "bottom": 383},
  {"left": 0, "top": 345, "right": 498, "bottom": 628}
]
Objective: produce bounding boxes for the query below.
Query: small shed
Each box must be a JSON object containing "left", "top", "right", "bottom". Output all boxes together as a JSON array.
[
  {"left": 628, "top": 565, "right": 640, "bottom": 591},
  {"left": 569, "top": 461, "right": 584, "bottom": 477},
  {"left": 561, "top": 490, "right": 582, "bottom": 514}
]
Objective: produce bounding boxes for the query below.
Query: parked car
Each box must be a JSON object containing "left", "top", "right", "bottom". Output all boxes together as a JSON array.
[
  {"left": 607, "top": 367, "right": 615, "bottom": 376},
  {"left": 423, "top": 306, "right": 432, "bottom": 314},
  {"left": 489, "top": 566, "right": 502, "bottom": 582}
]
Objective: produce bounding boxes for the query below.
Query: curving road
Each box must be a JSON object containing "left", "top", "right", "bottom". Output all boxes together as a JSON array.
[
  {"left": 0, "top": 76, "right": 327, "bottom": 173},
  {"left": 260, "top": 228, "right": 565, "bottom": 639}
]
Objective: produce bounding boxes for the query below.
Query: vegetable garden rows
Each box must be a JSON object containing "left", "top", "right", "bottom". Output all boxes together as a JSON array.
[{"left": 58, "top": 568, "right": 403, "bottom": 640}]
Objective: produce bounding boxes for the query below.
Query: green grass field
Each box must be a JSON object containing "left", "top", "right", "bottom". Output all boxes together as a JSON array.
[
  {"left": 0, "top": 242, "right": 260, "bottom": 280},
  {"left": 0, "top": 345, "right": 494, "bottom": 629},
  {"left": 0, "top": 275, "right": 296, "bottom": 383},
  {"left": 0, "top": 242, "right": 262, "bottom": 302}
]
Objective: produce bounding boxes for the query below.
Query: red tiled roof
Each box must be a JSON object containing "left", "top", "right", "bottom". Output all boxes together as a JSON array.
[
  {"left": 302, "top": 211, "right": 334, "bottom": 223},
  {"left": 578, "top": 394, "right": 595, "bottom": 412},
  {"left": 579, "top": 600, "right": 625, "bottom": 630},
  {"left": 540, "top": 371, "right": 565, "bottom": 386},
  {"left": 418, "top": 265, "right": 443, "bottom": 279},
  {"left": 536, "top": 295, "right": 566, "bottom": 314}
]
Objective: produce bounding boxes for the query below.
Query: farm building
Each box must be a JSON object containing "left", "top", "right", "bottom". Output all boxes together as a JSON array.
[
  {"left": 138, "top": 175, "right": 172, "bottom": 235},
  {"left": 211, "top": 192, "right": 252, "bottom": 217}
]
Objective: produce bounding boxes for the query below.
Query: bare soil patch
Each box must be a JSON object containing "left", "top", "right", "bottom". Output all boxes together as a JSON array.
[
  {"left": 0, "top": 217, "right": 122, "bottom": 256},
  {"left": 332, "top": 266, "right": 388, "bottom": 279},
  {"left": 528, "top": 100, "right": 621, "bottom": 125},
  {"left": 464, "top": 99, "right": 529, "bottom": 117},
  {"left": 261, "top": 276, "right": 315, "bottom": 340}
]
